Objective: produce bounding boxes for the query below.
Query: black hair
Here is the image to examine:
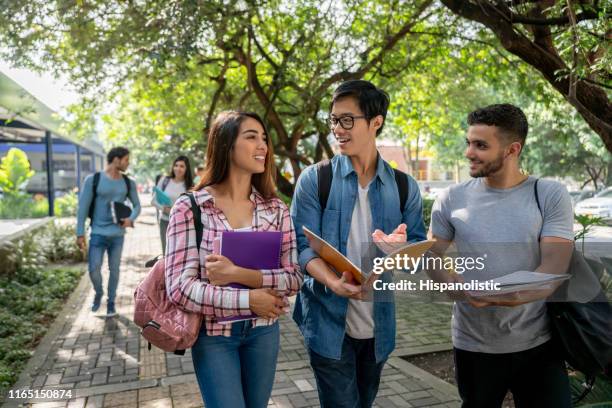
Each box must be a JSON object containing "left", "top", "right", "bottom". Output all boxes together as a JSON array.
[
  {"left": 330, "top": 80, "right": 390, "bottom": 136},
  {"left": 467, "top": 104, "right": 528, "bottom": 151},
  {"left": 106, "top": 147, "right": 130, "bottom": 164},
  {"left": 168, "top": 155, "right": 194, "bottom": 190}
]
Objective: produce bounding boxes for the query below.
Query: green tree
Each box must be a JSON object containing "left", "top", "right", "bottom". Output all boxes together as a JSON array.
[
  {"left": 1, "top": 0, "right": 446, "bottom": 195},
  {"left": 440, "top": 0, "right": 612, "bottom": 152}
]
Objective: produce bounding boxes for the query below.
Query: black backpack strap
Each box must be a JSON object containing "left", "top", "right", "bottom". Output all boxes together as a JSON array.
[
  {"left": 393, "top": 169, "right": 409, "bottom": 211},
  {"left": 186, "top": 192, "right": 203, "bottom": 250},
  {"left": 534, "top": 178, "right": 543, "bottom": 241},
  {"left": 122, "top": 174, "right": 131, "bottom": 199},
  {"left": 317, "top": 160, "right": 332, "bottom": 211},
  {"left": 318, "top": 160, "right": 409, "bottom": 212},
  {"left": 161, "top": 176, "right": 171, "bottom": 191},
  {"left": 534, "top": 178, "right": 542, "bottom": 215},
  {"left": 88, "top": 172, "right": 101, "bottom": 219}
]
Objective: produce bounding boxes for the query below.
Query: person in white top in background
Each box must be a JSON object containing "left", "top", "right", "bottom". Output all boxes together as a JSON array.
[{"left": 151, "top": 155, "right": 194, "bottom": 254}]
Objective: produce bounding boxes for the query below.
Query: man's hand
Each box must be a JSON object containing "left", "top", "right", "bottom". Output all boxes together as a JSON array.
[
  {"left": 120, "top": 219, "right": 134, "bottom": 228},
  {"left": 76, "top": 236, "right": 86, "bottom": 252},
  {"left": 372, "top": 223, "right": 407, "bottom": 254},
  {"left": 328, "top": 272, "right": 363, "bottom": 300},
  {"left": 249, "top": 288, "right": 287, "bottom": 318},
  {"left": 205, "top": 254, "right": 238, "bottom": 286}
]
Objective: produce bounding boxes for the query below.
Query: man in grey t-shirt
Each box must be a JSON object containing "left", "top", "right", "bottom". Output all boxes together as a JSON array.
[{"left": 428, "top": 104, "right": 573, "bottom": 407}]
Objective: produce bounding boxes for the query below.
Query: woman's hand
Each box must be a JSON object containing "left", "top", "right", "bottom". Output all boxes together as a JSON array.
[
  {"left": 249, "top": 289, "right": 287, "bottom": 318},
  {"left": 205, "top": 254, "right": 238, "bottom": 286}
]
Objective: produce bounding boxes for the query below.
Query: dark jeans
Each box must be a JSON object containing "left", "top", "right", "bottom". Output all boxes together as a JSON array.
[
  {"left": 454, "top": 340, "right": 571, "bottom": 408},
  {"left": 309, "top": 335, "right": 386, "bottom": 408}
]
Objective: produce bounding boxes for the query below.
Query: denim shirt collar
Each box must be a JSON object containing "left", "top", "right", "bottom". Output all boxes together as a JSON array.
[{"left": 338, "top": 151, "right": 394, "bottom": 186}]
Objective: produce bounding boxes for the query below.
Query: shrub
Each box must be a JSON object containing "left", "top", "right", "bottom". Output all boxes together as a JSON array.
[
  {"left": 0, "top": 148, "right": 34, "bottom": 196},
  {"left": 0, "top": 220, "right": 83, "bottom": 277},
  {"left": 54, "top": 191, "right": 78, "bottom": 217}
]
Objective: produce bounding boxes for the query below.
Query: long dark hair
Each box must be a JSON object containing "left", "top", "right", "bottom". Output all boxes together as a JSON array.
[
  {"left": 193, "top": 111, "right": 276, "bottom": 199},
  {"left": 168, "top": 155, "right": 194, "bottom": 190}
]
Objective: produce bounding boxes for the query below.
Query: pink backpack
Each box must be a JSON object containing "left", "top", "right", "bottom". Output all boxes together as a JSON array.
[{"left": 133, "top": 193, "right": 203, "bottom": 355}]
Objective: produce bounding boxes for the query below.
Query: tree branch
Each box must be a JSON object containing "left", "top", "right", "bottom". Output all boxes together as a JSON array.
[{"left": 510, "top": 9, "right": 605, "bottom": 26}]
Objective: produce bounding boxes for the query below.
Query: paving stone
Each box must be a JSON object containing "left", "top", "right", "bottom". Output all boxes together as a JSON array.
[
  {"left": 139, "top": 397, "right": 172, "bottom": 408},
  {"left": 66, "top": 397, "right": 87, "bottom": 408},
  {"left": 101, "top": 390, "right": 137, "bottom": 407},
  {"left": 138, "top": 386, "right": 170, "bottom": 402}
]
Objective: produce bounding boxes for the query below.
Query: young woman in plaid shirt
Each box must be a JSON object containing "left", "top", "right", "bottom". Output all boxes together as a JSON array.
[{"left": 165, "top": 111, "right": 302, "bottom": 408}]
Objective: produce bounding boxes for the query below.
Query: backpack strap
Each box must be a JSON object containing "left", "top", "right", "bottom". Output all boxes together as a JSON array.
[
  {"left": 88, "top": 172, "right": 101, "bottom": 220},
  {"left": 393, "top": 168, "right": 409, "bottom": 211},
  {"left": 534, "top": 178, "right": 542, "bottom": 241},
  {"left": 317, "top": 160, "right": 332, "bottom": 210},
  {"left": 161, "top": 176, "right": 171, "bottom": 191},
  {"left": 122, "top": 174, "right": 131, "bottom": 199},
  {"left": 186, "top": 192, "right": 203, "bottom": 250},
  {"left": 317, "top": 159, "right": 409, "bottom": 211}
]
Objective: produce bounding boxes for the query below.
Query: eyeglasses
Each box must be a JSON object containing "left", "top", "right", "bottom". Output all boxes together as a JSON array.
[{"left": 328, "top": 115, "right": 367, "bottom": 130}]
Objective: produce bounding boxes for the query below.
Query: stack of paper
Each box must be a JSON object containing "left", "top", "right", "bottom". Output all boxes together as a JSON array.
[{"left": 468, "top": 271, "right": 571, "bottom": 297}]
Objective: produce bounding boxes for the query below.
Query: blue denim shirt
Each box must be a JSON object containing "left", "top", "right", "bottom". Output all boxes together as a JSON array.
[{"left": 290, "top": 154, "right": 426, "bottom": 362}]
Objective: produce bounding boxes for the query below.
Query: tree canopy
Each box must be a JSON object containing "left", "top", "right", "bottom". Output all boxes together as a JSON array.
[{"left": 1, "top": 0, "right": 609, "bottom": 194}]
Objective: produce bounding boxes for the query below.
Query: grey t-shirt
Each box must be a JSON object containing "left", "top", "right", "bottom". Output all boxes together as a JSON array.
[{"left": 430, "top": 176, "right": 573, "bottom": 353}]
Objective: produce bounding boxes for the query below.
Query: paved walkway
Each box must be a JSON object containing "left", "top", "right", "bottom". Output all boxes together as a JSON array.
[{"left": 6, "top": 202, "right": 460, "bottom": 408}]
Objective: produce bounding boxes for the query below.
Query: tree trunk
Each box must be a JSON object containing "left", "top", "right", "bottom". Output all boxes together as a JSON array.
[{"left": 439, "top": 0, "right": 612, "bottom": 153}]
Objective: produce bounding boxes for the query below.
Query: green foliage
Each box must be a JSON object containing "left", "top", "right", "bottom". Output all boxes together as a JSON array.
[
  {"left": 0, "top": 264, "right": 83, "bottom": 396},
  {"left": 574, "top": 214, "right": 606, "bottom": 253},
  {"left": 422, "top": 198, "right": 434, "bottom": 228},
  {"left": 569, "top": 370, "right": 612, "bottom": 407},
  {"left": 0, "top": 192, "right": 77, "bottom": 219},
  {"left": 0, "top": 148, "right": 34, "bottom": 196}
]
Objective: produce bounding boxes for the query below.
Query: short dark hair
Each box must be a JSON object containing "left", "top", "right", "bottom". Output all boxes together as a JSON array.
[
  {"left": 196, "top": 164, "right": 205, "bottom": 171},
  {"left": 106, "top": 147, "right": 130, "bottom": 164},
  {"left": 467, "top": 104, "right": 528, "bottom": 151},
  {"left": 330, "top": 80, "right": 390, "bottom": 136}
]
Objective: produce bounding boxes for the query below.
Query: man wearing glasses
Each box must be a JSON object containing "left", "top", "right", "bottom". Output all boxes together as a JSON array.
[{"left": 291, "top": 80, "right": 427, "bottom": 407}]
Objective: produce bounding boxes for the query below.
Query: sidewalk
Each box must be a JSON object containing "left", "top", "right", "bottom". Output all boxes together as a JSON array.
[{"left": 6, "top": 203, "right": 460, "bottom": 408}]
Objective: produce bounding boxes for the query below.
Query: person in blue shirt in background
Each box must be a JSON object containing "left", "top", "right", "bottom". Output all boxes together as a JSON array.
[
  {"left": 76, "top": 147, "right": 141, "bottom": 317},
  {"left": 290, "top": 80, "right": 426, "bottom": 408}
]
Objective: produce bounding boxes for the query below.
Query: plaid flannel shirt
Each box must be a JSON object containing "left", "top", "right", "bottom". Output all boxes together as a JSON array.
[{"left": 165, "top": 187, "right": 302, "bottom": 336}]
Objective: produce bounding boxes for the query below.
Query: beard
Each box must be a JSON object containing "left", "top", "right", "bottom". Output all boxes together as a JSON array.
[{"left": 469, "top": 152, "right": 505, "bottom": 178}]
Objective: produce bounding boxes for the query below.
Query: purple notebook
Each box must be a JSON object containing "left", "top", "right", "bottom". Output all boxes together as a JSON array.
[{"left": 213, "top": 231, "right": 282, "bottom": 323}]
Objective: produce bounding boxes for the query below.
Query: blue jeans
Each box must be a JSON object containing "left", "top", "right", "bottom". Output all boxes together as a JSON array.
[
  {"left": 309, "top": 335, "right": 386, "bottom": 408},
  {"left": 88, "top": 234, "right": 125, "bottom": 303},
  {"left": 191, "top": 321, "right": 280, "bottom": 408}
]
